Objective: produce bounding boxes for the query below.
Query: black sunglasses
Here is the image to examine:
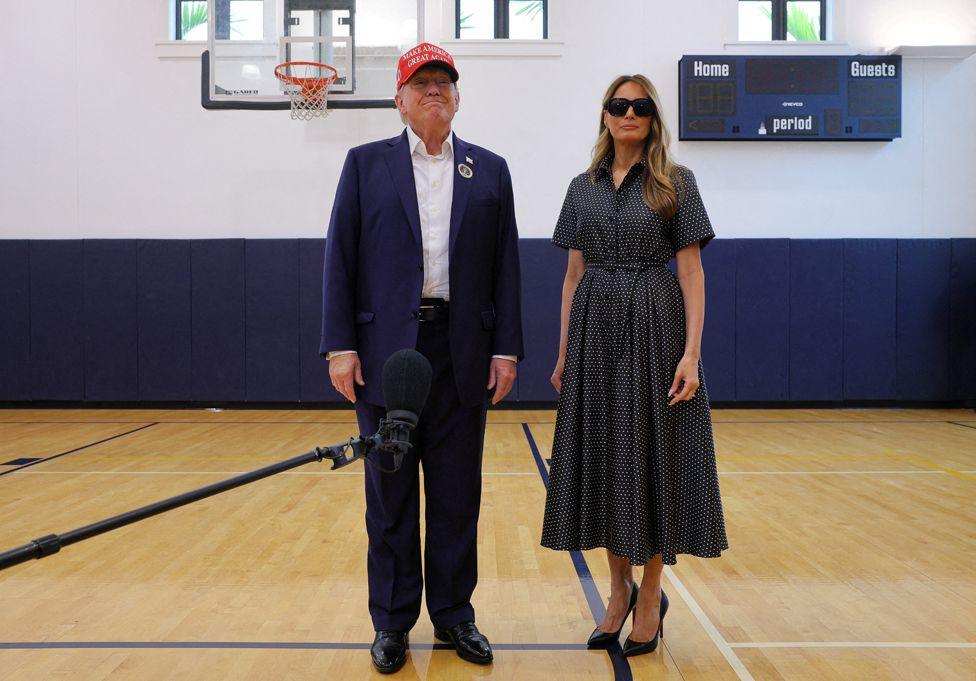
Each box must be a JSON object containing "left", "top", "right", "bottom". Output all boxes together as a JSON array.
[{"left": 605, "top": 97, "right": 655, "bottom": 117}]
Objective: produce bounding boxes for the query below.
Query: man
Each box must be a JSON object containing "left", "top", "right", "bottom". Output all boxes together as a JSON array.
[{"left": 320, "top": 42, "right": 524, "bottom": 674}]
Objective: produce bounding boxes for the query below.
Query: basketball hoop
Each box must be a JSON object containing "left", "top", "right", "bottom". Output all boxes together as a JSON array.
[{"left": 274, "top": 61, "right": 338, "bottom": 120}]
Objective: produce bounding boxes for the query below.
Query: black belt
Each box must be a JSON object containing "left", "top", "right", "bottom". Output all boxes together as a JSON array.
[
  {"left": 416, "top": 298, "right": 449, "bottom": 323},
  {"left": 586, "top": 262, "right": 666, "bottom": 272}
]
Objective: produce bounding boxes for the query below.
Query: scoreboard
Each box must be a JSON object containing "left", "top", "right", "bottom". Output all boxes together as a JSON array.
[{"left": 678, "top": 55, "right": 902, "bottom": 141}]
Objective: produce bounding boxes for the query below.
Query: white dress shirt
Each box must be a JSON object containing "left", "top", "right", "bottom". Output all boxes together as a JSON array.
[
  {"left": 407, "top": 125, "right": 453, "bottom": 300},
  {"left": 328, "top": 127, "right": 515, "bottom": 364}
]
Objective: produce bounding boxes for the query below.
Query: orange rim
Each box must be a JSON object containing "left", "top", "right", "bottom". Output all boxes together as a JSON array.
[
  {"left": 275, "top": 61, "right": 339, "bottom": 85},
  {"left": 274, "top": 61, "right": 338, "bottom": 99}
]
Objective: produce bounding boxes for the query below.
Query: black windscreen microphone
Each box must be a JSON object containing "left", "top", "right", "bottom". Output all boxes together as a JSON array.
[
  {"left": 382, "top": 348, "right": 433, "bottom": 427},
  {"left": 0, "top": 350, "right": 434, "bottom": 571},
  {"left": 372, "top": 349, "right": 432, "bottom": 473}
]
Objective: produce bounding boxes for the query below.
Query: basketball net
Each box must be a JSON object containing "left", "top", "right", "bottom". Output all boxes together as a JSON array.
[{"left": 274, "top": 62, "right": 338, "bottom": 120}]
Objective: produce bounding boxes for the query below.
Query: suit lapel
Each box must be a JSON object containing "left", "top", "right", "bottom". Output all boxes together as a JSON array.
[
  {"left": 449, "top": 133, "right": 474, "bottom": 259},
  {"left": 385, "top": 130, "right": 423, "bottom": 250}
]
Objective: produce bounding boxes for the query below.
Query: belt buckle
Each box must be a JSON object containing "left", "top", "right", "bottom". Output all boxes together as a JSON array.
[
  {"left": 417, "top": 303, "right": 438, "bottom": 323},
  {"left": 419, "top": 299, "right": 446, "bottom": 311},
  {"left": 417, "top": 299, "right": 448, "bottom": 323}
]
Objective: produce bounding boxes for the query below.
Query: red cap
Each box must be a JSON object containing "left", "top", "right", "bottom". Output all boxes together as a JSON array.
[{"left": 396, "top": 42, "right": 459, "bottom": 91}]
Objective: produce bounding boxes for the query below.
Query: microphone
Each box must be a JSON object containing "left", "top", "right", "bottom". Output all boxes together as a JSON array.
[
  {"left": 382, "top": 348, "right": 433, "bottom": 428},
  {"left": 373, "top": 349, "right": 433, "bottom": 473},
  {"left": 320, "top": 349, "right": 432, "bottom": 473},
  {"left": 0, "top": 350, "right": 434, "bottom": 571}
]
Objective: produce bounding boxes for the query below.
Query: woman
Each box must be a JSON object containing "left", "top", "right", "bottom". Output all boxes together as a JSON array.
[{"left": 541, "top": 74, "right": 728, "bottom": 657}]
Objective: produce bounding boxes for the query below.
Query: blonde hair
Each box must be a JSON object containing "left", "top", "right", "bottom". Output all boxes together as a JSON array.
[{"left": 588, "top": 74, "right": 682, "bottom": 220}]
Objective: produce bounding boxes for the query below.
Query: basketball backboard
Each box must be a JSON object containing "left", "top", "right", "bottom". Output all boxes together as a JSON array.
[{"left": 202, "top": 0, "right": 422, "bottom": 110}]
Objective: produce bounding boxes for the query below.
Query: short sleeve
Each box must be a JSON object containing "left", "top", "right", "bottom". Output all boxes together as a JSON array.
[
  {"left": 669, "top": 167, "right": 715, "bottom": 252},
  {"left": 551, "top": 178, "right": 581, "bottom": 250}
]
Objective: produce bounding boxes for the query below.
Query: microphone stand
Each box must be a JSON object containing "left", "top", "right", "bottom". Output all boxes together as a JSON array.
[{"left": 0, "top": 418, "right": 411, "bottom": 572}]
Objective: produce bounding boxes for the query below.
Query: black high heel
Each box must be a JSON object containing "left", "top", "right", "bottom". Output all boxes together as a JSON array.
[
  {"left": 622, "top": 588, "right": 669, "bottom": 657},
  {"left": 587, "top": 582, "right": 639, "bottom": 648}
]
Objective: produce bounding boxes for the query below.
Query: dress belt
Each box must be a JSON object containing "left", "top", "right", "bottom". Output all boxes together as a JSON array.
[
  {"left": 585, "top": 262, "right": 666, "bottom": 272},
  {"left": 416, "top": 298, "right": 449, "bottom": 323}
]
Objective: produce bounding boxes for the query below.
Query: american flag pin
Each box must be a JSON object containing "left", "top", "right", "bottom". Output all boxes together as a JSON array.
[{"left": 466, "top": 156, "right": 474, "bottom": 164}]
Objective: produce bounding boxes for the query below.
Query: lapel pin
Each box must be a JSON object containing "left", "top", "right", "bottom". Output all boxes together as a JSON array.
[
  {"left": 458, "top": 163, "right": 473, "bottom": 179},
  {"left": 465, "top": 156, "right": 474, "bottom": 164}
]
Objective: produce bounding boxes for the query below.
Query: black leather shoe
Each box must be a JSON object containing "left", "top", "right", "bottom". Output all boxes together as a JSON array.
[
  {"left": 622, "top": 589, "right": 669, "bottom": 657},
  {"left": 433, "top": 621, "right": 493, "bottom": 665},
  {"left": 370, "top": 630, "right": 409, "bottom": 674},
  {"left": 587, "top": 582, "right": 639, "bottom": 648}
]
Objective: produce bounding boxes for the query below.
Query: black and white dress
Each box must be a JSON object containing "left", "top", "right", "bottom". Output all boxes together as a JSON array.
[{"left": 540, "top": 156, "right": 728, "bottom": 566}]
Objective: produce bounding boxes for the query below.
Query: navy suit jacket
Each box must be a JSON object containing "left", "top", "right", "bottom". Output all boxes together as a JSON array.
[{"left": 320, "top": 130, "right": 524, "bottom": 407}]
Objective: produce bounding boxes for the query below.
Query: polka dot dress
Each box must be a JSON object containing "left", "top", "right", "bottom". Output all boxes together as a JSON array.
[{"left": 540, "top": 156, "right": 729, "bottom": 566}]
